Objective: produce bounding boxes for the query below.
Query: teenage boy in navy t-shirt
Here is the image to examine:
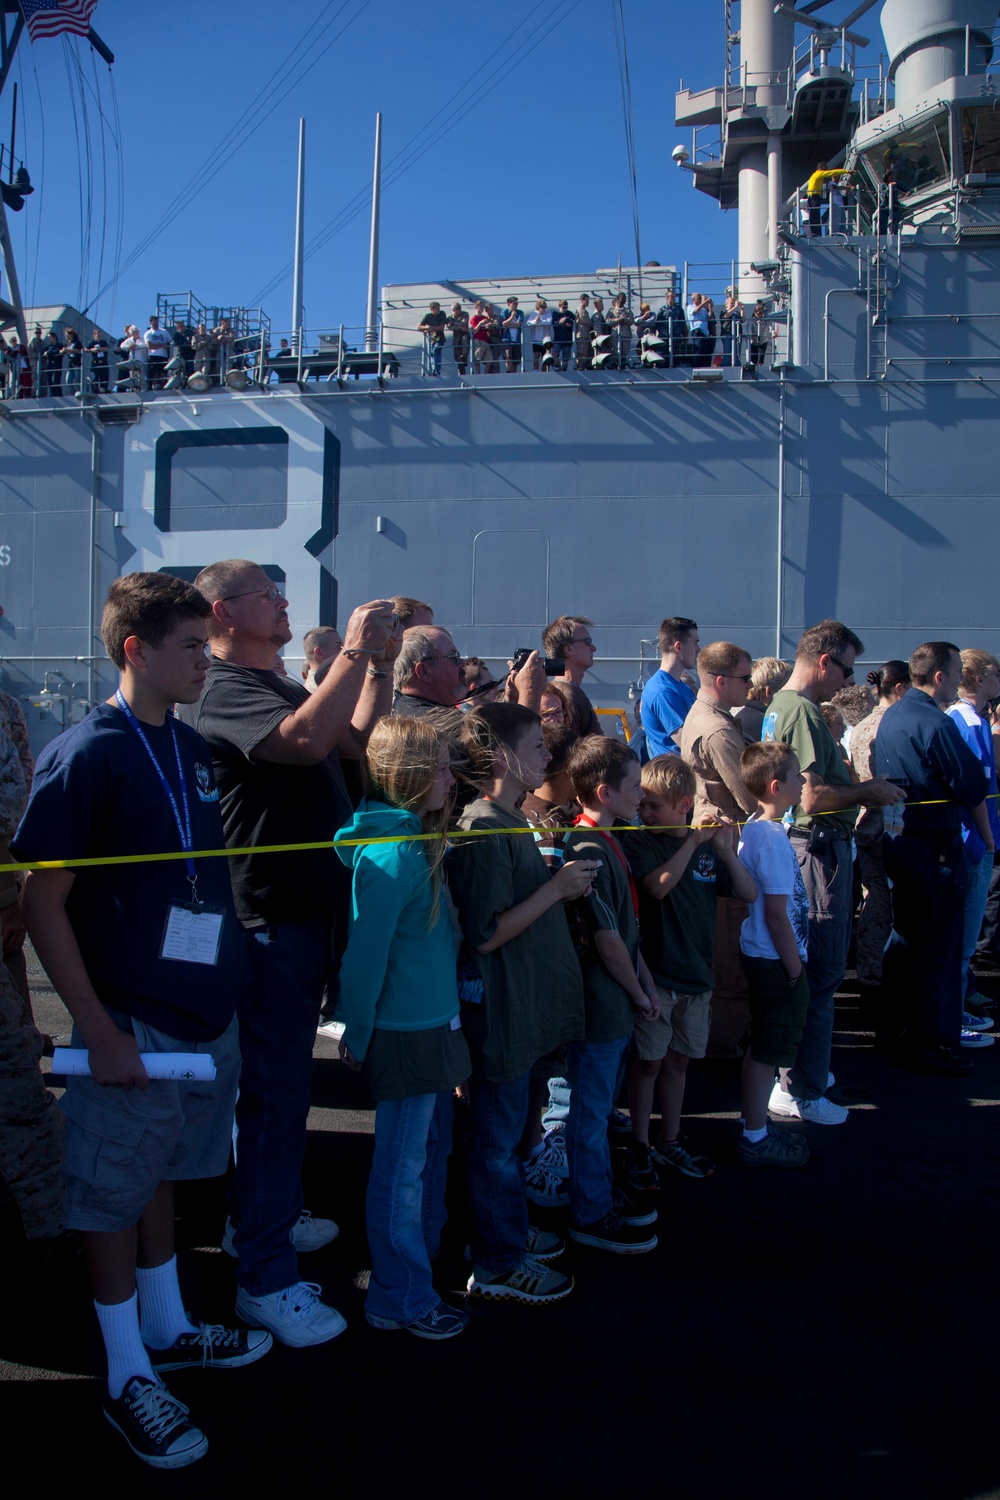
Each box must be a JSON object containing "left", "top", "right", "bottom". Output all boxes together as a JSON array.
[{"left": 14, "top": 574, "right": 269, "bottom": 1470}]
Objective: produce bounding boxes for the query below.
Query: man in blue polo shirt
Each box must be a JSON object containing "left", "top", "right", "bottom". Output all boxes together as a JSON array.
[
  {"left": 640, "top": 616, "right": 699, "bottom": 757},
  {"left": 875, "top": 640, "right": 991, "bottom": 1076}
]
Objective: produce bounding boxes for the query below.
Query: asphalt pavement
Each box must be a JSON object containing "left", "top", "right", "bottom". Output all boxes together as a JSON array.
[{"left": 3, "top": 946, "right": 1000, "bottom": 1500}]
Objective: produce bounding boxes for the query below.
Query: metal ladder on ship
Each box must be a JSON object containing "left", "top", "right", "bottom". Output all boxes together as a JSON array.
[{"left": 866, "top": 239, "right": 897, "bottom": 379}]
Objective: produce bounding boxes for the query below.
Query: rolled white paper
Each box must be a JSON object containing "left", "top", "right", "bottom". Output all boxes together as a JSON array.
[{"left": 52, "top": 1049, "right": 216, "bottom": 1082}]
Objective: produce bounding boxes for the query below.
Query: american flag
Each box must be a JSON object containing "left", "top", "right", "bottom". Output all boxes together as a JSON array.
[{"left": 18, "top": 0, "right": 97, "bottom": 43}]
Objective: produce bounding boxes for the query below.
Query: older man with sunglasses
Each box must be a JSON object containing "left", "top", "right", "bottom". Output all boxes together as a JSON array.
[
  {"left": 762, "top": 620, "right": 904, "bottom": 1126},
  {"left": 180, "top": 560, "right": 399, "bottom": 1349}
]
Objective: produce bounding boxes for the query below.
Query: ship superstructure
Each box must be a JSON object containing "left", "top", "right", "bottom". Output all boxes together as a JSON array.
[{"left": 1, "top": 1, "right": 1000, "bottom": 751}]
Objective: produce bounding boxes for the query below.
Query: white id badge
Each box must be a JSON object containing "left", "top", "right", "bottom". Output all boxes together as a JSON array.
[{"left": 160, "top": 903, "right": 225, "bottom": 965}]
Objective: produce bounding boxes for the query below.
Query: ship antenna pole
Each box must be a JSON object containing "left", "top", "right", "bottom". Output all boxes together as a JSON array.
[
  {"left": 9, "top": 80, "right": 16, "bottom": 183},
  {"left": 291, "top": 117, "right": 306, "bottom": 360},
  {"left": 365, "top": 111, "right": 382, "bottom": 353}
]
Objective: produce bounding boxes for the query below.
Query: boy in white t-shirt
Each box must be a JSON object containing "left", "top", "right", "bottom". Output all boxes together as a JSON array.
[{"left": 735, "top": 742, "right": 812, "bottom": 1168}]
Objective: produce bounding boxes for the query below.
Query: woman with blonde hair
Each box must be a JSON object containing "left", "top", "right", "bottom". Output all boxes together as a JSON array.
[{"left": 336, "top": 716, "right": 471, "bottom": 1339}]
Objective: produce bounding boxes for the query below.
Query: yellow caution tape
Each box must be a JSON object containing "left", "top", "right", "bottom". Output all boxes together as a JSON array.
[{"left": 0, "top": 794, "right": 983, "bottom": 874}]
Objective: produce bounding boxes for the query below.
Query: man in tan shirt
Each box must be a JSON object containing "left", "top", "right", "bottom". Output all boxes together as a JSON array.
[{"left": 679, "top": 642, "right": 758, "bottom": 1055}]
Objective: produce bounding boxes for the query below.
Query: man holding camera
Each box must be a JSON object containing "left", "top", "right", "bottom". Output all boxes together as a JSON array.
[{"left": 181, "top": 560, "right": 399, "bottom": 1348}]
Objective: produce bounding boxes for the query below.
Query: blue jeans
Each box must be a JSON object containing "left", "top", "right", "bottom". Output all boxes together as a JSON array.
[
  {"left": 230, "top": 917, "right": 335, "bottom": 1295},
  {"left": 466, "top": 1067, "right": 529, "bottom": 1274},
  {"left": 365, "top": 1091, "right": 453, "bottom": 1327},
  {"left": 566, "top": 1035, "right": 629, "bottom": 1226},
  {"left": 785, "top": 838, "right": 852, "bottom": 1100},
  {"left": 962, "top": 851, "right": 993, "bottom": 1003}
]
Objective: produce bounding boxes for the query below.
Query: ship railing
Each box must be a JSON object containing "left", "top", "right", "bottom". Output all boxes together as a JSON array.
[
  {"left": 791, "top": 27, "right": 856, "bottom": 91},
  {"left": 782, "top": 182, "right": 863, "bottom": 239},
  {"left": 403, "top": 318, "right": 777, "bottom": 376}
]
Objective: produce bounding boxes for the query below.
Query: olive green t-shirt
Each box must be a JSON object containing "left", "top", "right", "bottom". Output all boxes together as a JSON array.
[
  {"left": 562, "top": 827, "right": 637, "bottom": 1043},
  {"left": 449, "top": 798, "right": 584, "bottom": 1083},
  {"left": 363, "top": 1020, "right": 471, "bottom": 1103},
  {"left": 762, "top": 689, "right": 855, "bottom": 836}
]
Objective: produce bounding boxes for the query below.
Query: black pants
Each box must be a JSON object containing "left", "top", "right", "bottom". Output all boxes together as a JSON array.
[
  {"left": 808, "top": 194, "right": 824, "bottom": 236},
  {"left": 882, "top": 832, "right": 966, "bottom": 1053},
  {"left": 976, "top": 852, "right": 1000, "bottom": 957}
]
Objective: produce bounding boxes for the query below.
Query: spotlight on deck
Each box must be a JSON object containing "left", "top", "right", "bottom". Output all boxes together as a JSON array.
[
  {"left": 186, "top": 370, "right": 212, "bottom": 393},
  {"left": 592, "top": 350, "right": 615, "bottom": 369},
  {"left": 225, "top": 368, "right": 250, "bottom": 392},
  {"left": 162, "top": 355, "right": 186, "bottom": 391}
]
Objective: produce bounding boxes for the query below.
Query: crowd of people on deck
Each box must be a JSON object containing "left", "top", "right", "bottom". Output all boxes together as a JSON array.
[
  {"left": 0, "top": 315, "right": 257, "bottom": 398},
  {"left": 418, "top": 290, "right": 773, "bottom": 375},
  {"left": 3, "top": 574, "right": 996, "bottom": 1468}
]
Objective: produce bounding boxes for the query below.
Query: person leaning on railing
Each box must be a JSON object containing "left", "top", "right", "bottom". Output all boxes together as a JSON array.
[
  {"left": 41, "top": 329, "right": 63, "bottom": 397},
  {"left": 608, "top": 293, "right": 633, "bottom": 368},
  {"left": 86, "top": 329, "right": 111, "bottom": 393},
  {"left": 27, "top": 324, "right": 44, "bottom": 397},
  {"left": 447, "top": 303, "right": 470, "bottom": 376}
]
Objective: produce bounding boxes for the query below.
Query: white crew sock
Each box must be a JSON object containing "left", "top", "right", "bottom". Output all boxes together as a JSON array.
[
  {"left": 743, "top": 1125, "right": 768, "bottom": 1144},
  {"left": 95, "top": 1291, "right": 157, "bottom": 1400},
  {"left": 136, "top": 1256, "right": 198, "bottom": 1350}
]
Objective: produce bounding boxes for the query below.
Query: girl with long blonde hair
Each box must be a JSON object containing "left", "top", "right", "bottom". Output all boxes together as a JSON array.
[{"left": 335, "top": 716, "right": 471, "bottom": 1339}]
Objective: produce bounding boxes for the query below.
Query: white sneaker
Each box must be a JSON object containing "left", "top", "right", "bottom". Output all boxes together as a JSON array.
[
  {"left": 960, "top": 1028, "right": 995, "bottom": 1049},
  {"left": 222, "top": 1210, "right": 340, "bottom": 1259},
  {"left": 234, "top": 1281, "right": 346, "bottom": 1348},
  {"left": 316, "top": 1018, "right": 345, "bottom": 1041},
  {"left": 537, "top": 1127, "right": 569, "bottom": 1180},
  {"left": 768, "top": 1082, "right": 849, "bottom": 1125}
]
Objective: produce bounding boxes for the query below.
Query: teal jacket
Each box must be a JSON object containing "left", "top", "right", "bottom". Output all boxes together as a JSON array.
[{"left": 334, "top": 799, "right": 459, "bottom": 1061}]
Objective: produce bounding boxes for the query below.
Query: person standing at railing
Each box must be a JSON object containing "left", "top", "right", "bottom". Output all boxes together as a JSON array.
[
  {"left": 41, "top": 329, "right": 63, "bottom": 397},
  {"left": 171, "top": 318, "right": 194, "bottom": 379},
  {"left": 6, "top": 337, "right": 31, "bottom": 399},
  {"left": 86, "top": 329, "right": 110, "bottom": 394},
  {"left": 655, "top": 290, "right": 686, "bottom": 366},
  {"left": 417, "top": 301, "right": 448, "bottom": 377},
  {"left": 62, "top": 327, "right": 83, "bottom": 396},
  {"left": 553, "top": 300, "right": 575, "bottom": 371},
  {"left": 470, "top": 300, "right": 493, "bottom": 375},
  {"left": 720, "top": 294, "right": 743, "bottom": 366},
  {"left": 191, "top": 322, "right": 216, "bottom": 379},
  {"left": 686, "top": 293, "right": 711, "bottom": 368},
  {"left": 212, "top": 318, "right": 236, "bottom": 384},
  {"left": 27, "top": 324, "right": 44, "bottom": 397},
  {"left": 748, "top": 301, "right": 769, "bottom": 367},
  {"left": 575, "top": 295, "right": 593, "bottom": 370},
  {"left": 805, "top": 163, "right": 851, "bottom": 237},
  {"left": 608, "top": 293, "right": 633, "bottom": 369},
  {"left": 145, "top": 315, "right": 171, "bottom": 391},
  {"left": 526, "top": 299, "right": 554, "bottom": 372},
  {"left": 447, "top": 303, "right": 470, "bottom": 375},
  {"left": 119, "top": 326, "right": 148, "bottom": 392},
  {"left": 501, "top": 297, "right": 524, "bottom": 373}
]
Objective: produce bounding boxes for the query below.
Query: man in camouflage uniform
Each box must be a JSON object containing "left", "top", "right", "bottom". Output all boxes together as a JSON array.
[{"left": 0, "top": 678, "right": 62, "bottom": 1240}]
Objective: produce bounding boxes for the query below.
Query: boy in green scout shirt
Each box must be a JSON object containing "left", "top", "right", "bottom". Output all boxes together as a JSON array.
[{"left": 562, "top": 736, "right": 660, "bottom": 1256}]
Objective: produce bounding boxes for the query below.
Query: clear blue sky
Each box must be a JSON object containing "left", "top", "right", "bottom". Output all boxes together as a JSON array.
[{"left": 6, "top": 0, "right": 885, "bottom": 337}]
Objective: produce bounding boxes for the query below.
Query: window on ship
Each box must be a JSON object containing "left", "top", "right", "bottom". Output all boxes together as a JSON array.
[
  {"left": 860, "top": 110, "right": 951, "bottom": 197},
  {"left": 961, "top": 106, "right": 1000, "bottom": 175}
]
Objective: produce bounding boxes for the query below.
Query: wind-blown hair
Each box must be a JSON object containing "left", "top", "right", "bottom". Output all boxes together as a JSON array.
[{"left": 362, "top": 716, "right": 455, "bottom": 924}]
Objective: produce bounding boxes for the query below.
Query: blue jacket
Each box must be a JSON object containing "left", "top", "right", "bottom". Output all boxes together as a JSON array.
[{"left": 334, "top": 799, "right": 459, "bottom": 1061}]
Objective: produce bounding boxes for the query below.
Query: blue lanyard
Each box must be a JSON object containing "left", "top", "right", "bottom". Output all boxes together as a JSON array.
[{"left": 115, "top": 690, "right": 197, "bottom": 894}]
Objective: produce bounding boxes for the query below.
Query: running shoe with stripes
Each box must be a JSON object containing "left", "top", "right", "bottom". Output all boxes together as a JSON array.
[{"left": 467, "top": 1258, "right": 574, "bottom": 1304}]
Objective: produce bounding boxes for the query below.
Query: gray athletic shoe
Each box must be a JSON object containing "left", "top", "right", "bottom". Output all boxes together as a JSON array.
[{"left": 737, "top": 1126, "right": 810, "bottom": 1169}]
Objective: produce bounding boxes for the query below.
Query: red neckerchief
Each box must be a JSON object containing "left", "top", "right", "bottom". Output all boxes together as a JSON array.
[{"left": 574, "top": 813, "right": 639, "bottom": 918}]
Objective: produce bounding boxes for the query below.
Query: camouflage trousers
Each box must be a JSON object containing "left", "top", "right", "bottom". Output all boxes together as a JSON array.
[
  {"left": 856, "top": 839, "right": 892, "bottom": 988},
  {"left": 0, "top": 958, "right": 62, "bottom": 1239}
]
